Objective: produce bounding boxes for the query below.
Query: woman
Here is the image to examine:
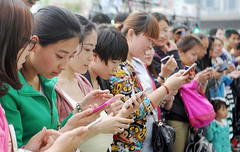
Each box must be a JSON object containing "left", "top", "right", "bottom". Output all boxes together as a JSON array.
[
  {"left": 56, "top": 17, "right": 137, "bottom": 152},
  {"left": 151, "top": 12, "right": 180, "bottom": 83},
  {"left": 56, "top": 14, "right": 99, "bottom": 122},
  {"left": 0, "top": 5, "right": 98, "bottom": 148},
  {"left": 0, "top": 0, "right": 88, "bottom": 151},
  {"left": 129, "top": 12, "right": 177, "bottom": 152},
  {"left": 209, "top": 37, "right": 234, "bottom": 98},
  {"left": 109, "top": 11, "right": 190, "bottom": 152}
]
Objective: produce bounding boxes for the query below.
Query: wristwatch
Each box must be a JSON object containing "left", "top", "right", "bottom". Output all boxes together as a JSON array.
[{"left": 158, "top": 73, "right": 167, "bottom": 82}]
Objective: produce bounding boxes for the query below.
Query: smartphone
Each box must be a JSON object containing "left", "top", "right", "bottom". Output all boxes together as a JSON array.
[
  {"left": 125, "top": 87, "right": 150, "bottom": 109},
  {"left": 138, "top": 87, "right": 150, "bottom": 98},
  {"left": 86, "top": 117, "right": 102, "bottom": 128},
  {"left": 161, "top": 56, "right": 170, "bottom": 64},
  {"left": 182, "top": 63, "right": 197, "bottom": 76},
  {"left": 92, "top": 97, "right": 116, "bottom": 113},
  {"left": 216, "top": 62, "right": 229, "bottom": 72}
]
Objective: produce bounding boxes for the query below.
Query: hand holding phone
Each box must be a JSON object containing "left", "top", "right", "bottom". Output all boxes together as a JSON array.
[
  {"left": 215, "top": 62, "right": 229, "bottom": 72},
  {"left": 161, "top": 56, "right": 170, "bottom": 64},
  {"left": 92, "top": 97, "right": 116, "bottom": 113},
  {"left": 137, "top": 87, "right": 150, "bottom": 98},
  {"left": 207, "top": 67, "right": 214, "bottom": 72},
  {"left": 182, "top": 63, "right": 197, "bottom": 76},
  {"left": 125, "top": 87, "right": 150, "bottom": 109}
]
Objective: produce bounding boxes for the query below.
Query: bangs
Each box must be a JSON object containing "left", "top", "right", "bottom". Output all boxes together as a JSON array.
[
  {"left": 143, "top": 15, "right": 159, "bottom": 39},
  {"left": 95, "top": 25, "right": 128, "bottom": 64},
  {"left": 122, "top": 12, "right": 159, "bottom": 39},
  {"left": 109, "top": 36, "right": 128, "bottom": 62}
]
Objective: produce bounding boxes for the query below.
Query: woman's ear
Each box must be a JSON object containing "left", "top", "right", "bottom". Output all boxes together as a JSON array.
[
  {"left": 126, "top": 29, "right": 135, "bottom": 42},
  {"left": 93, "top": 52, "right": 98, "bottom": 62},
  {"left": 178, "top": 49, "right": 183, "bottom": 54},
  {"left": 178, "top": 49, "right": 184, "bottom": 58},
  {"left": 30, "top": 35, "right": 39, "bottom": 52}
]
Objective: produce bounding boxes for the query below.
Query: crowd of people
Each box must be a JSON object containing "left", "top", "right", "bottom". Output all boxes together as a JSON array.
[{"left": 1, "top": 0, "right": 240, "bottom": 152}]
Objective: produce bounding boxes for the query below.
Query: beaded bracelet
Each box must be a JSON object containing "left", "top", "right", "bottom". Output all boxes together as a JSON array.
[
  {"left": 160, "top": 98, "right": 168, "bottom": 105},
  {"left": 161, "top": 83, "right": 169, "bottom": 94}
]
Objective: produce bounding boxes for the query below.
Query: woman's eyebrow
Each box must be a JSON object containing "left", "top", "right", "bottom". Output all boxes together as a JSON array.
[{"left": 58, "top": 50, "right": 69, "bottom": 54}]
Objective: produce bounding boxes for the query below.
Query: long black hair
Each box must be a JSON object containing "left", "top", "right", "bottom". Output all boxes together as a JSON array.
[{"left": 33, "top": 5, "right": 82, "bottom": 46}]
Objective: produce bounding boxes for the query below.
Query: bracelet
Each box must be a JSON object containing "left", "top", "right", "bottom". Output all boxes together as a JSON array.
[
  {"left": 158, "top": 73, "right": 167, "bottom": 82},
  {"left": 160, "top": 98, "right": 168, "bottom": 105},
  {"left": 161, "top": 83, "right": 169, "bottom": 94},
  {"left": 57, "top": 122, "right": 62, "bottom": 130},
  {"left": 76, "top": 103, "right": 82, "bottom": 113}
]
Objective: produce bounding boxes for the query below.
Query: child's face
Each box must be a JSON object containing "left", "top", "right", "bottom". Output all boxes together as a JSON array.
[
  {"left": 179, "top": 45, "right": 200, "bottom": 66},
  {"left": 216, "top": 105, "right": 228, "bottom": 120}
]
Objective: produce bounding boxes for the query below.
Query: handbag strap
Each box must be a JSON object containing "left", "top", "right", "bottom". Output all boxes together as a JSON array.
[
  {"left": 143, "top": 101, "right": 158, "bottom": 123},
  {"left": 157, "top": 105, "right": 161, "bottom": 121}
]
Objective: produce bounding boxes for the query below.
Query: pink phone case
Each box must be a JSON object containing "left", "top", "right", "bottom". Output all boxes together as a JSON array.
[{"left": 92, "top": 97, "right": 116, "bottom": 113}]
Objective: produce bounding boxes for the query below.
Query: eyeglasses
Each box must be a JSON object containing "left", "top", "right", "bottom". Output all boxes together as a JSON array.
[
  {"left": 25, "top": 39, "right": 37, "bottom": 51},
  {"left": 144, "top": 36, "right": 154, "bottom": 47}
]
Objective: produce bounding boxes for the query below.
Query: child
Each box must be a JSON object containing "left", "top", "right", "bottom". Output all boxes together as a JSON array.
[{"left": 206, "top": 98, "right": 231, "bottom": 152}]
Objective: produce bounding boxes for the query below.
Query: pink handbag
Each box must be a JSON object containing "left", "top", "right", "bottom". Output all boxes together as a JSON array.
[{"left": 179, "top": 80, "right": 216, "bottom": 128}]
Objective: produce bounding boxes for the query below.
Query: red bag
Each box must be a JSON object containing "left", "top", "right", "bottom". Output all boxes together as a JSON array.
[{"left": 179, "top": 80, "right": 216, "bottom": 128}]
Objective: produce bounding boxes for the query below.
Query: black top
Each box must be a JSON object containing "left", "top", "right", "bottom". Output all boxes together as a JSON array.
[
  {"left": 195, "top": 59, "right": 204, "bottom": 74},
  {"left": 82, "top": 70, "right": 110, "bottom": 90},
  {"left": 153, "top": 46, "right": 189, "bottom": 122},
  {"left": 153, "top": 46, "right": 182, "bottom": 74}
]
